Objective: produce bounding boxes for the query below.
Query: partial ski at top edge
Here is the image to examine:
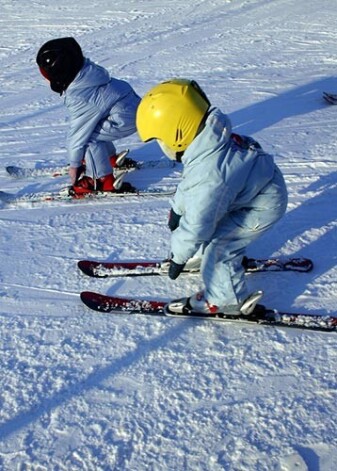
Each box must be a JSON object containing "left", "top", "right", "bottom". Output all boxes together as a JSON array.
[
  {"left": 80, "top": 291, "right": 337, "bottom": 333},
  {"left": 6, "top": 164, "right": 69, "bottom": 178}
]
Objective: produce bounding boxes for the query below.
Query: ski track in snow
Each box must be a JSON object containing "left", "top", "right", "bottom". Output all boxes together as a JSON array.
[{"left": 0, "top": 0, "right": 337, "bottom": 470}]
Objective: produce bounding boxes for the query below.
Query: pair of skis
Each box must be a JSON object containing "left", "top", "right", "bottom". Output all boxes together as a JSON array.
[
  {"left": 77, "top": 256, "right": 337, "bottom": 332},
  {"left": 0, "top": 186, "right": 175, "bottom": 206},
  {"left": 1, "top": 156, "right": 177, "bottom": 206},
  {"left": 5, "top": 156, "right": 175, "bottom": 179}
]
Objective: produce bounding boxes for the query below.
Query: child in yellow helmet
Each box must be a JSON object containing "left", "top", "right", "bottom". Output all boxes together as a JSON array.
[{"left": 136, "top": 79, "right": 288, "bottom": 316}]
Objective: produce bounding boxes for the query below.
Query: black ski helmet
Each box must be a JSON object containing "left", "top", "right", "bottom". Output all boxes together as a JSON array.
[{"left": 36, "top": 37, "right": 84, "bottom": 94}]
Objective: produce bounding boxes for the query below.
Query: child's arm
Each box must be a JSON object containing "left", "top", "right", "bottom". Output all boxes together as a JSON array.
[{"left": 66, "top": 99, "right": 102, "bottom": 168}]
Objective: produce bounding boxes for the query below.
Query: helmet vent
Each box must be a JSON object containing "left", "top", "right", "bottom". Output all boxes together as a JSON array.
[{"left": 176, "top": 128, "right": 183, "bottom": 144}]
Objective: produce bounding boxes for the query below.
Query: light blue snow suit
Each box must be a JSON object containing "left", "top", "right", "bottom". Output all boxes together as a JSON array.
[
  {"left": 170, "top": 107, "right": 288, "bottom": 308},
  {"left": 64, "top": 58, "right": 140, "bottom": 178}
]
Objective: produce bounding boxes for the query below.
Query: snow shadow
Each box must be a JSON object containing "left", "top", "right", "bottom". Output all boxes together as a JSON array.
[
  {"left": 126, "top": 141, "right": 180, "bottom": 189},
  {"left": 0, "top": 102, "right": 63, "bottom": 128},
  {"left": 229, "top": 77, "right": 336, "bottom": 135},
  {"left": 128, "top": 140, "right": 163, "bottom": 162},
  {"left": 226, "top": 77, "right": 337, "bottom": 312},
  {"left": 294, "top": 445, "right": 320, "bottom": 471},
  {"left": 0, "top": 318, "right": 192, "bottom": 441},
  {"left": 248, "top": 169, "right": 337, "bottom": 313}
]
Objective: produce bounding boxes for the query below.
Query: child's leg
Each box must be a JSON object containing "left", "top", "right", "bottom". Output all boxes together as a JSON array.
[
  {"left": 201, "top": 180, "right": 287, "bottom": 307},
  {"left": 201, "top": 221, "right": 254, "bottom": 308},
  {"left": 84, "top": 141, "right": 115, "bottom": 179}
]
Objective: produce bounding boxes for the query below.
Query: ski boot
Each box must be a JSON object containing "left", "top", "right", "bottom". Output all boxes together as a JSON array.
[
  {"left": 69, "top": 173, "right": 136, "bottom": 197},
  {"left": 110, "top": 150, "right": 137, "bottom": 170},
  {"left": 164, "top": 291, "right": 264, "bottom": 317}
]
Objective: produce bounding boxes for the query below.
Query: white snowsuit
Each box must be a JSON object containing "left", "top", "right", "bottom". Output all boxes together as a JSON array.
[
  {"left": 170, "top": 107, "right": 288, "bottom": 308},
  {"left": 64, "top": 58, "right": 140, "bottom": 178}
]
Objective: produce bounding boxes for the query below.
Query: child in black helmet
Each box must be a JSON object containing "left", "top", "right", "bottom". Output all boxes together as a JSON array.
[{"left": 36, "top": 37, "right": 140, "bottom": 195}]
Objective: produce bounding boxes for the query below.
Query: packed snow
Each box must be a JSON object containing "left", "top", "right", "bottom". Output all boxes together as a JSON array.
[{"left": 0, "top": 0, "right": 337, "bottom": 469}]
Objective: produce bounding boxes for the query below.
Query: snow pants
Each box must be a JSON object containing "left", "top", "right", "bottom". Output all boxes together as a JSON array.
[
  {"left": 200, "top": 167, "right": 288, "bottom": 307},
  {"left": 83, "top": 140, "right": 116, "bottom": 179}
]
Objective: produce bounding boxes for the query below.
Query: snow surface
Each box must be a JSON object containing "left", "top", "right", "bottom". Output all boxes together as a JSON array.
[{"left": 0, "top": 0, "right": 337, "bottom": 469}]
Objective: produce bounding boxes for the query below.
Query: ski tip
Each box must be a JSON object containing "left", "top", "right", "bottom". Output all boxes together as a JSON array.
[
  {"left": 80, "top": 291, "right": 107, "bottom": 311},
  {"left": 6, "top": 165, "right": 22, "bottom": 177},
  {"left": 77, "top": 260, "right": 106, "bottom": 277},
  {"left": 80, "top": 290, "right": 92, "bottom": 301},
  {"left": 80, "top": 290, "right": 94, "bottom": 307},
  {"left": 78, "top": 260, "right": 93, "bottom": 276},
  {"left": 0, "top": 191, "right": 12, "bottom": 204},
  {"left": 80, "top": 291, "right": 167, "bottom": 314}
]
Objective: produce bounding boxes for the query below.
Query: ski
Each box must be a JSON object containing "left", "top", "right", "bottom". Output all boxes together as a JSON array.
[
  {"left": 77, "top": 256, "right": 313, "bottom": 278},
  {"left": 6, "top": 157, "right": 176, "bottom": 179},
  {"left": 80, "top": 291, "right": 337, "bottom": 333},
  {"left": 323, "top": 91, "right": 337, "bottom": 105},
  {"left": 0, "top": 186, "right": 175, "bottom": 207},
  {"left": 6, "top": 164, "right": 69, "bottom": 178}
]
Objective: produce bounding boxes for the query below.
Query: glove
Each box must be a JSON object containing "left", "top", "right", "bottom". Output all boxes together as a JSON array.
[
  {"left": 168, "top": 209, "right": 181, "bottom": 232},
  {"left": 168, "top": 259, "right": 186, "bottom": 280}
]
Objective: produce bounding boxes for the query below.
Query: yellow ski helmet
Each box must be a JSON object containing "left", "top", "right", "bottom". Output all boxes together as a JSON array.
[{"left": 136, "top": 79, "right": 210, "bottom": 154}]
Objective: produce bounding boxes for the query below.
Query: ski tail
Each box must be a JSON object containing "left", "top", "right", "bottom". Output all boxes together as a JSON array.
[{"left": 242, "top": 256, "right": 313, "bottom": 272}]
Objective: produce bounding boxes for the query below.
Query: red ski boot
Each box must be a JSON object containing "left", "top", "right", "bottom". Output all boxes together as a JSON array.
[{"left": 69, "top": 173, "right": 136, "bottom": 197}]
